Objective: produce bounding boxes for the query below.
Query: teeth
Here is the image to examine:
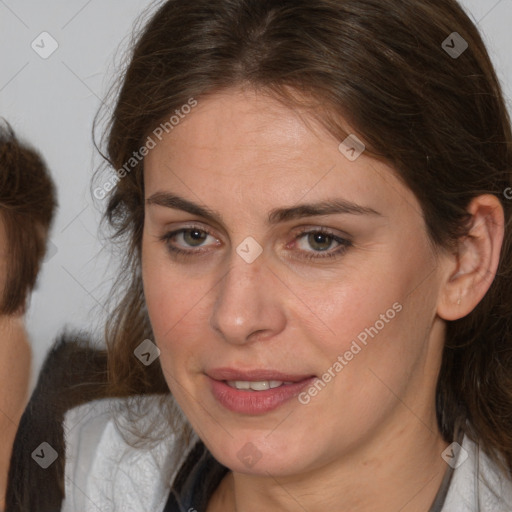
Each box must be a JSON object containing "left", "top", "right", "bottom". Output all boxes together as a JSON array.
[{"left": 226, "top": 380, "right": 286, "bottom": 391}]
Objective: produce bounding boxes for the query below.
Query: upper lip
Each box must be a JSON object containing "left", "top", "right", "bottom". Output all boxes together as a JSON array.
[{"left": 207, "top": 368, "right": 315, "bottom": 382}]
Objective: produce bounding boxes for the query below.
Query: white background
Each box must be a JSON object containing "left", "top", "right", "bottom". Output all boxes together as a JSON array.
[{"left": 0, "top": 0, "right": 511, "bottom": 384}]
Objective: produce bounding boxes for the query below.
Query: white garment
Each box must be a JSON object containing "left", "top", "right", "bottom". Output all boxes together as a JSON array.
[
  {"left": 62, "top": 396, "right": 194, "bottom": 512},
  {"left": 61, "top": 396, "right": 512, "bottom": 512},
  {"left": 442, "top": 434, "right": 512, "bottom": 511}
]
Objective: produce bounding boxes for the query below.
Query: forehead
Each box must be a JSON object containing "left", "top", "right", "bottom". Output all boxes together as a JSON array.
[
  {"left": 143, "top": 88, "right": 418, "bottom": 223},
  {"left": 148, "top": 90, "right": 327, "bottom": 170}
]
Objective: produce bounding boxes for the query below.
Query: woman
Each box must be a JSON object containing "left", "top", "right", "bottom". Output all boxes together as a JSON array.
[
  {"left": 0, "top": 123, "right": 56, "bottom": 509},
  {"left": 6, "top": 0, "right": 512, "bottom": 510}
]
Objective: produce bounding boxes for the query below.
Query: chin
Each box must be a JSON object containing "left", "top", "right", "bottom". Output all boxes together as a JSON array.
[{"left": 207, "top": 433, "right": 318, "bottom": 476}]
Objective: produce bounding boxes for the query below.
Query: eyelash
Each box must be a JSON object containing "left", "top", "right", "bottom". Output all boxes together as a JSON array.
[
  {"left": 159, "top": 226, "right": 352, "bottom": 261},
  {"left": 293, "top": 229, "right": 352, "bottom": 260}
]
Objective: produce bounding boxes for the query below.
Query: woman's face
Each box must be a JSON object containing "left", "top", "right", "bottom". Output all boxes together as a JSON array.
[{"left": 142, "top": 88, "right": 448, "bottom": 476}]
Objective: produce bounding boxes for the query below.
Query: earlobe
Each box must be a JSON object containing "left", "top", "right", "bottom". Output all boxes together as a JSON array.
[{"left": 437, "top": 194, "right": 505, "bottom": 322}]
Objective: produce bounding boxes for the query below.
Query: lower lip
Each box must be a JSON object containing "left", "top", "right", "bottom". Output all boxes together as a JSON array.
[{"left": 208, "top": 377, "right": 316, "bottom": 414}]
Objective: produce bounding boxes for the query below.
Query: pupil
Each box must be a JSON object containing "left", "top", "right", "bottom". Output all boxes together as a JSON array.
[
  {"left": 185, "top": 229, "right": 206, "bottom": 246},
  {"left": 309, "top": 233, "right": 331, "bottom": 251}
]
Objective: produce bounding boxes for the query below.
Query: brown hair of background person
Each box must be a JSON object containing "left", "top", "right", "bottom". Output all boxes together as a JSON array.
[
  {"left": 100, "top": 0, "right": 512, "bottom": 474},
  {"left": 0, "top": 122, "right": 57, "bottom": 509},
  {"left": 0, "top": 122, "right": 57, "bottom": 315}
]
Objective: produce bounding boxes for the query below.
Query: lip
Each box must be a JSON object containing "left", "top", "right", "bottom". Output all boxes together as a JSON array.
[
  {"left": 207, "top": 368, "right": 314, "bottom": 382},
  {"left": 207, "top": 368, "right": 316, "bottom": 415}
]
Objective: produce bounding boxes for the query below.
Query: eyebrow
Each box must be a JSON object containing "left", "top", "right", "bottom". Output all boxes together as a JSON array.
[{"left": 146, "top": 191, "right": 382, "bottom": 225}]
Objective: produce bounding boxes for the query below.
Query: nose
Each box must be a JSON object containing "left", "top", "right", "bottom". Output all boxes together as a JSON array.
[{"left": 209, "top": 250, "right": 287, "bottom": 345}]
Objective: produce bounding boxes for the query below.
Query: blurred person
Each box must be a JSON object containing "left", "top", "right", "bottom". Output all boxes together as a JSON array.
[{"left": 0, "top": 123, "right": 56, "bottom": 508}]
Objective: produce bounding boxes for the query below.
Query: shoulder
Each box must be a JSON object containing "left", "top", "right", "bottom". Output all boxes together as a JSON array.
[
  {"left": 6, "top": 333, "right": 195, "bottom": 512},
  {"left": 62, "top": 395, "right": 193, "bottom": 512},
  {"left": 6, "top": 333, "right": 108, "bottom": 512},
  {"left": 442, "top": 433, "right": 512, "bottom": 511}
]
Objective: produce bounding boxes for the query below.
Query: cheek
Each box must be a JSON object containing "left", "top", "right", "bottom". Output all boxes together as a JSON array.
[
  {"left": 311, "top": 250, "right": 437, "bottom": 388},
  {"left": 143, "top": 264, "right": 189, "bottom": 342},
  {"left": 308, "top": 268, "right": 403, "bottom": 348},
  {"left": 304, "top": 237, "right": 432, "bottom": 362},
  {"left": 142, "top": 237, "right": 178, "bottom": 343},
  {"left": 141, "top": 239, "right": 212, "bottom": 368}
]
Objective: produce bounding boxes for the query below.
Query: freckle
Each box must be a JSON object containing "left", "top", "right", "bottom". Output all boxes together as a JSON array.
[{"left": 362, "top": 457, "right": 381, "bottom": 468}]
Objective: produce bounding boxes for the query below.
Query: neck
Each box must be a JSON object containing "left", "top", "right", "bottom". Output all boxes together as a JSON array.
[{"left": 210, "top": 407, "right": 450, "bottom": 512}]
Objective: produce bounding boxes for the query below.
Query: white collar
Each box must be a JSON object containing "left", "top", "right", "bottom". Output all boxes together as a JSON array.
[{"left": 441, "top": 433, "right": 512, "bottom": 511}]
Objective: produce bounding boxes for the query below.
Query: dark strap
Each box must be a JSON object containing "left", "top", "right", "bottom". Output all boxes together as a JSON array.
[
  {"left": 163, "top": 441, "right": 229, "bottom": 512},
  {"left": 428, "top": 464, "right": 454, "bottom": 512}
]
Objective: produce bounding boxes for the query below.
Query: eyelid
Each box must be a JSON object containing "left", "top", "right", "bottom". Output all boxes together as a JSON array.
[{"left": 290, "top": 224, "right": 352, "bottom": 240}]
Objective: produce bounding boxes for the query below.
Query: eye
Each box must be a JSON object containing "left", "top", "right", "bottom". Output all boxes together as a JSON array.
[
  {"left": 292, "top": 229, "right": 352, "bottom": 260},
  {"left": 159, "top": 225, "right": 352, "bottom": 261},
  {"left": 160, "top": 226, "right": 219, "bottom": 257}
]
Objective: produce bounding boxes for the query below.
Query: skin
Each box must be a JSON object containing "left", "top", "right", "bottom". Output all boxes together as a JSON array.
[
  {"left": 0, "top": 218, "right": 31, "bottom": 509},
  {"left": 141, "top": 87, "right": 504, "bottom": 511}
]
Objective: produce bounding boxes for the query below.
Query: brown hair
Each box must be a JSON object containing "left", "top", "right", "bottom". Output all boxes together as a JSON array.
[
  {"left": 98, "top": 0, "right": 512, "bottom": 473},
  {"left": 0, "top": 123, "right": 57, "bottom": 314}
]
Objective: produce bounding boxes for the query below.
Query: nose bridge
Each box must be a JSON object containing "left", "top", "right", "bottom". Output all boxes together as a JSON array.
[{"left": 209, "top": 248, "right": 285, "bottom": 344}]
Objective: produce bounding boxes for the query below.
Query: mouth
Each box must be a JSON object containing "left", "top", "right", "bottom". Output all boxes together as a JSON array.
[
  {"left": 206, "top": 368, "right": 316, "bottom": 414},
  {"left": 225, "top": 380, "right": 294, "bottom": 391},
  {"left": 207, "top": 368, "right": 315, "bottom": 389}
]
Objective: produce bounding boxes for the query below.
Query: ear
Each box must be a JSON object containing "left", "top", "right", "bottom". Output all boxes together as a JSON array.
[{"left": 437, "top": 194, "right": 505, "bottom": 321}]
